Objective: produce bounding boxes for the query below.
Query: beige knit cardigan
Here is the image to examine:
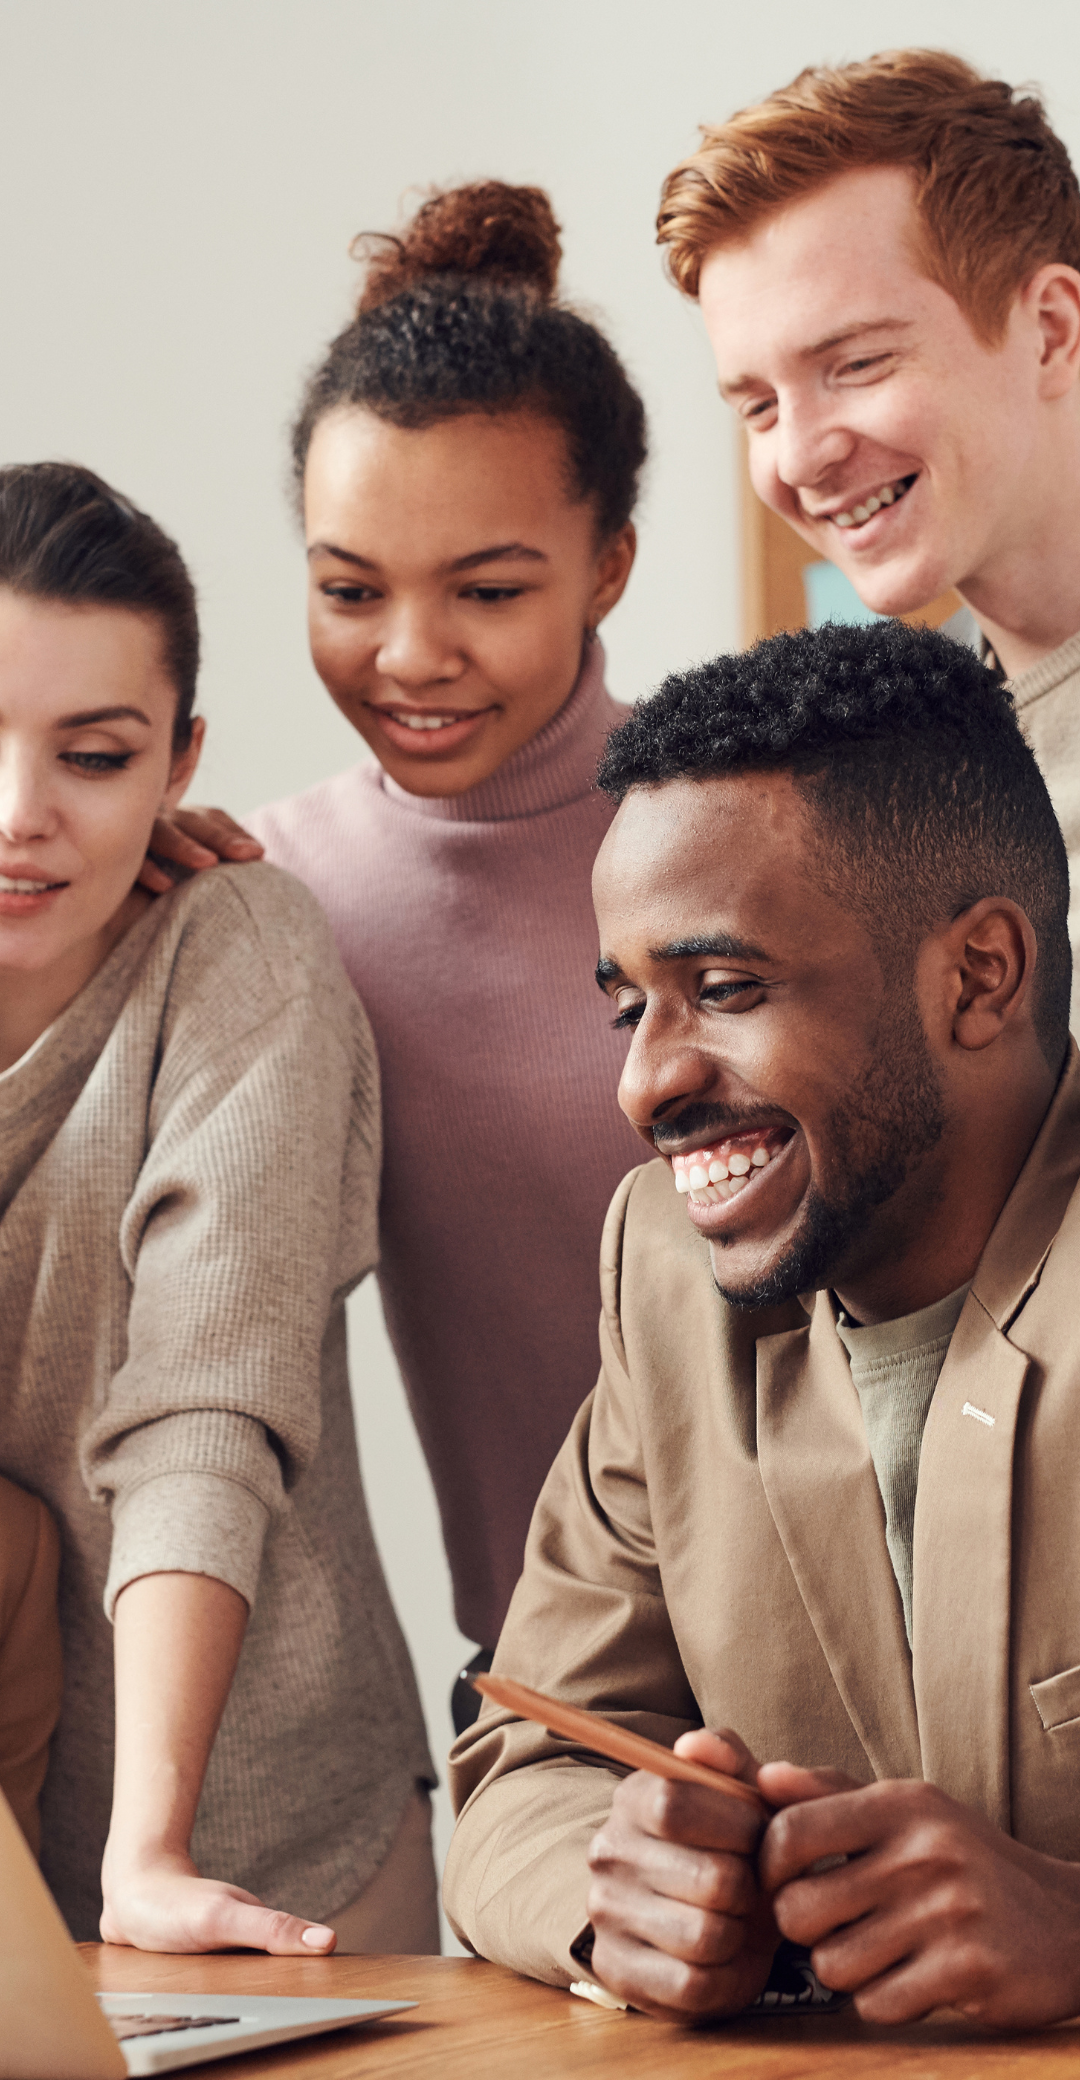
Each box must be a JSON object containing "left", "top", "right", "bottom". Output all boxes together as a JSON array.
[{"left": 0, "top": 863, "right": 432, "bottom": 1937}]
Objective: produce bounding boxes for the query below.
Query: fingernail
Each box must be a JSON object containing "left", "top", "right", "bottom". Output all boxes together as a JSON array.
[{"left": 301, "top": 1925, "right": 334, "bottom": 1949}]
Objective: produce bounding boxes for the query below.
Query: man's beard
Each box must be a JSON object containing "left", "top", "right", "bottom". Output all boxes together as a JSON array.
[{"left": 713, "top": 995, "right": 947, "bottom": 1311}]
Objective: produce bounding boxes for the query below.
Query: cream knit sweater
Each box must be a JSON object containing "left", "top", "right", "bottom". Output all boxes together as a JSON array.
[
  {"left": 1010, "top": 633, "right": 1080, "bottom": 1027},
  {"left": 0, "top": 863, "right": 432, "bottom": 1938}
]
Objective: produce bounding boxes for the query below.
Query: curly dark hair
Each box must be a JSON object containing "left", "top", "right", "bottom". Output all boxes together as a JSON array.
[
  {"left": 597, "top": 620, "right": 1071, "bottom": 1068},
  {"left": 0, "top": 462, "right": 198, "bottom": 749},
  {"left": 292, "top": 181, "right": 647, "bottom": 540}
]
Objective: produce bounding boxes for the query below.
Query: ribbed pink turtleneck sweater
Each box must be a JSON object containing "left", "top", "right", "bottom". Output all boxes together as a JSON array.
[{"left": 249, "top": 644, "right": 642, "bottom": 1647}]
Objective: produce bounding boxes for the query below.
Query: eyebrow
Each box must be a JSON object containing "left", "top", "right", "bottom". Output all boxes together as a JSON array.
[
  {"left": 595, "top": 932, "right": 772, "bottom": 990},
  {"left": 307, "top": 540, "right": 548, "bottom": 572},
  {"left": 720, "top": 318, "right": 915, "bottom": 399},
  {"left": 55, "top": 705, "right": 152, "bottom": 729}
]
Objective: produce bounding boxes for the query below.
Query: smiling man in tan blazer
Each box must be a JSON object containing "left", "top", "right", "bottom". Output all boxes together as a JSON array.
[{"left": 445, "top": 618, "right": 1080, "bottom": 2031}]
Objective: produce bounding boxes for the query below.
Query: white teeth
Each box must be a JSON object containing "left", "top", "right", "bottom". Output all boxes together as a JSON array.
[
  {"left": 751, "top": 1147, "right": 769, "bottom": 1168},
  {"left": 726, "top": 1174, "right": 749, "bottom": 1195},
  {"left": 688, "top": 1165, "right": 709, "bottom": 1189},
  {"left": 675, "top": 1172, "right": 690, "bottom": 1194},
  {"left": 708, "top": 1159, "right": 728, "bottom": 1183},
  {"left": 727, "top": 1151, "right": 751, "bottom": 1175},
  {"left": 394, "top": 712, "right": 456, "bottom": 731},
  {"left": 0, "top": 876, "right": 52, "bottom": 892},
  {"left": 831, "top": 477, "right": 909, "bottom": 529}
]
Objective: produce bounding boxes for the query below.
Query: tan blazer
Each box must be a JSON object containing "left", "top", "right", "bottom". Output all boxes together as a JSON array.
[{"left": 445, "top": 1048, "right": 1080, "bottom": 1986}]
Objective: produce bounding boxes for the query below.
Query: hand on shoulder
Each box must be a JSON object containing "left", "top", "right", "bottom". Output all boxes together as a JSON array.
[{"left": 139, "top": 807, "right": 263, "bottom": 894}]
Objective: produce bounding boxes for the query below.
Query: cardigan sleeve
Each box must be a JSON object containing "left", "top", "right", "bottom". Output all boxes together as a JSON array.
[
  {"left": 78, "top": 868, "right": 381, "bottom": 1619},
  {"left": 443, "top": 1168, "right": 701, "bottom": 1986}
]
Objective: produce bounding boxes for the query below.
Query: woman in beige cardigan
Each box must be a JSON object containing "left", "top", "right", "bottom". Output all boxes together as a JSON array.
[{"left": 0, "top": 462, "right": 435, "bottom": 1951}]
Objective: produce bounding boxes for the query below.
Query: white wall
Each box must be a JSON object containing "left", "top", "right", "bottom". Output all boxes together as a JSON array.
[{"left": 4, "top": 0, "right": 1079, "bottom": 1945}]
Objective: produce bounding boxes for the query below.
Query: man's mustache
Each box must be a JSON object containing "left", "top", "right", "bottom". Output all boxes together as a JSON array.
[{"left": 651, "top": 1101, "right": 790, "bottom": 1150}]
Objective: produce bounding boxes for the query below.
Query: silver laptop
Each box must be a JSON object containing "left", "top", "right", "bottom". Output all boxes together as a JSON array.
[{"left": 0, "top": 1788, "right": 415, "bottom": 2078}]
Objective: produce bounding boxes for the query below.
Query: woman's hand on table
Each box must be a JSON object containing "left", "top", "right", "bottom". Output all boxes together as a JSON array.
[
  {"left": 99, "top": 1848, "right": 336, "bottom": 1955},
  {"left": 108, "top": 1575, "right": 327, "bottom": 1957},
  {"left": 759, "top": 1759, "right": 1080, "bottom": 2030},
  {"left": 139, "top": 807, "right": 263, "bottom": 893},
  {"left": 584, "top": 1728, "right": 777, "bottom": 2022}
]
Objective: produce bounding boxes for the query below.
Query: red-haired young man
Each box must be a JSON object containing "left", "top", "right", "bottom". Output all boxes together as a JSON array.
[{"left": 658, "top": 52, "right": 1080, "bottom": 1011}]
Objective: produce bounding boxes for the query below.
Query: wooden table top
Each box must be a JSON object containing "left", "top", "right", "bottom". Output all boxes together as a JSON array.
[{"left": 82, "top": 1945, "right": 1080, "bottom": 2078}]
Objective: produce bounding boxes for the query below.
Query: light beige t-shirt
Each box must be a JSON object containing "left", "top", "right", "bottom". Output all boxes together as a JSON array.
[
  {"left": 1007, "top": 633, "right": 1080, "bottom": 1030},
  {"left": 836, "top": 1284, "right": 970, "bottom": 1646}
]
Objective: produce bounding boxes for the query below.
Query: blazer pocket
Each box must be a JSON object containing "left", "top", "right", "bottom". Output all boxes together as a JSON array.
[{"left": 1030, "top": 1664, "right": 1080, "bottom": 1732}]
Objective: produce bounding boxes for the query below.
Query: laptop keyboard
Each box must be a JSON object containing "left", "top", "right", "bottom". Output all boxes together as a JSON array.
[{"left": 107, "top": 2015, "right": 240, "bottom": 2041}]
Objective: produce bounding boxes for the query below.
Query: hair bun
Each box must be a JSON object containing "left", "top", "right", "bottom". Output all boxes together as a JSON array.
[{"left": 354, "top": 181, "right": 562, "bottom": 312}]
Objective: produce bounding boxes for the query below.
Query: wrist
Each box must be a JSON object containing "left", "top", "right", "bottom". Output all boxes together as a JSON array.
[{"left": 102, "top": 1835, "right": 196, "bottom": 1893}]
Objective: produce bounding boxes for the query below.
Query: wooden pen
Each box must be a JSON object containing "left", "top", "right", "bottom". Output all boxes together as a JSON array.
[{"left": 472, "top": 1673, "right": 770, "bottom": 1819}]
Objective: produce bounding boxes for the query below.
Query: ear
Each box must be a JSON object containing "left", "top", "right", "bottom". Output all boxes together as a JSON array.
[
  {"left": 1019, "top": 264, "right": 1080, "bottom": 401},
  {"left": 160, "top": 714, "right": 205, "bottom": 814},
  {"left": 587, "top": 523, "right": 637, "bottom": 630},
  {"left": 946, "top": 897, "right": 1036, "bottom": 1051}
]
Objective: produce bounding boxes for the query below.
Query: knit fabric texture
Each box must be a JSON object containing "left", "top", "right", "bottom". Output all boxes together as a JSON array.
[
  {"left": 1009, "top": 631, "right": 1080, "bottom": 1028},
  {"left": 0, "top": 864, "right": 433, "bottom": 1937},
  {"left": 836, "top": 1283, "right": 970, "bottom": 1645},
  {"left": 249, "top": 641, "right": 642, "bottom": 1646}
]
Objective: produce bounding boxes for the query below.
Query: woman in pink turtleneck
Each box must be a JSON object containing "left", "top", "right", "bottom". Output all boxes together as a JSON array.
[{"left": 155, "top": 183, "right": 647, "bottom": 1698}]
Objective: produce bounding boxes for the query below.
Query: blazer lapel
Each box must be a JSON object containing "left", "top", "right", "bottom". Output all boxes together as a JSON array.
[
  {"left": 757, "top": 1296, "right": 922, "bottom": 1782},
  {"left": 909, "top": 1046, "right": 1080, "bottom": 1825},
  {"left": 912, "top": 1301, "right": 1029, "bottom": 1829}
]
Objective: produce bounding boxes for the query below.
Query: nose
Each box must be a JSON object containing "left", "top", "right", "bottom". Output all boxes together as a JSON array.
[
  {"left": 0, "top": 741, "right": 57, "bottom": 846},
  {"left": 771, "top": 396, "right": 856, "bottom": 496},
  {"left": 617, "top": 1010, "right": 717, "bottom": 1143},
  {"left": 375, "top": 603, "right": 465, "bottom": 690}
]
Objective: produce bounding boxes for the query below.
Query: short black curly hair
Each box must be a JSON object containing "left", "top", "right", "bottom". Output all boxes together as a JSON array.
[{"left": 598, "top": 620, "right": 1071, "bottom": 1067}]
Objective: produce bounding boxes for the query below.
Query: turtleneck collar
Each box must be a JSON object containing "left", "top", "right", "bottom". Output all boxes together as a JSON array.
[{"left": 378, "top": 636, "right": 625, "bottom": 823}]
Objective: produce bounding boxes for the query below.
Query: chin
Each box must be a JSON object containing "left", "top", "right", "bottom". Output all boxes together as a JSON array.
[
  {"left": 837, "top": 547, "right": 959, "bottom": 621},
  {"left": 382, "top": 755, "right": 486, "bottom": 799}
]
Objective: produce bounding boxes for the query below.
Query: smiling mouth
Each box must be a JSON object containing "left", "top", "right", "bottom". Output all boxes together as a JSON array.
[
  {"left": 671, "top": 1126, "right": 793, "bottom": 1205},
  {"left": 368, "top": 705, "right": 492, "bottom": 733},
  {"left": 0, "top": 875, "right": 66, "bottom": 893},
  {"left": 817, "top": 472, "right": 918, "bottom": 532}
]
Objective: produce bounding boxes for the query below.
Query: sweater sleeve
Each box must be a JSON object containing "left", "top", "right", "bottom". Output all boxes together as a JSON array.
[
  {"left": 443, "top": 1169, "right": 700, "bottom": 1985},
  {"left": 79, "top": 869, "right": 380, "bottom": 1620}
]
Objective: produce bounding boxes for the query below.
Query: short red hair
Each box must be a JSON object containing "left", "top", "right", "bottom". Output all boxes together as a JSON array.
[{"left": 657, "top": 49, "right": 1080, "bottom": 341}]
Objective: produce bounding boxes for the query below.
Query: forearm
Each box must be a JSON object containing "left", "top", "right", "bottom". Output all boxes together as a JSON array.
[
  {"left": 105, "top": 1570, "right": 247, "bottom": 1866},
  {"left": 98, "top": 1571, "right": 333, "bottom": 1953}
]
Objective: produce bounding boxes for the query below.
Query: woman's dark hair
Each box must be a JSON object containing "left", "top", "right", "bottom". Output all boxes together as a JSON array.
[
  {"left": 292, "top": 181, "right": 648, "bottom": 540},
  {"left": 0, "top": 462, "right": 199, "bottom": 749}
]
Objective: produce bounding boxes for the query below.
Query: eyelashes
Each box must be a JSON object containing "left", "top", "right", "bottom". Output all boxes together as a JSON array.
[
  {"left": 61, "top": 751, "right": 134, "bottom": 774},
  {"left": 611, "top": 979, "right": 765, "bottom": 1030}
]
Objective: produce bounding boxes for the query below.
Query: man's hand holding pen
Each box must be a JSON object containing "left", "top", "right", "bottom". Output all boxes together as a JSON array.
[
  {"left": 585, "top": 1728, "right": 778, "bottom": 2022},
  {"left": 586, "top": 1730, "right": 1080, "bottom": 2029}
]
